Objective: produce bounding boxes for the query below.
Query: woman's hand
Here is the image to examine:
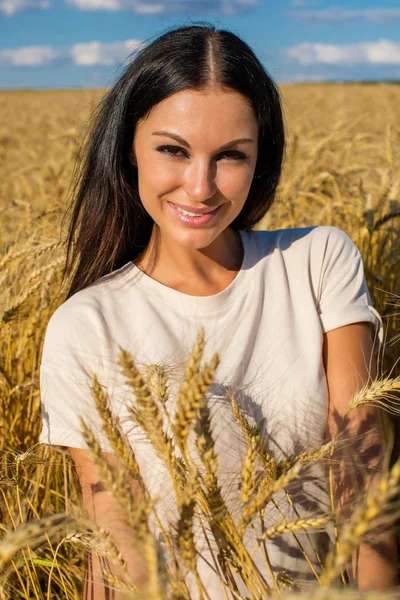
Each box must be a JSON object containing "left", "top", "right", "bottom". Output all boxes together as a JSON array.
[
  {"left": 323, "top": 322, "right": 398, "bottom": 589},
  {"left": 356, "top": 528, "right": 398, "bottom": 590},
  {"left": 69, "top": 447, "right": 149, "bottom": 599}
]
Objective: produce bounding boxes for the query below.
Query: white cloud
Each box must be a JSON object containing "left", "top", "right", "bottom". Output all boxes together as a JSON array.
[
  {"left": 66, "top": 0, "right": 258, "bottom": 14},
  {"left": 0, "top": 0, "right": 258, "bottom": 14},
  {"left": 0, "top": 0, "right": 50, "bottom": 15},
  {"left": 284, "top": 39, "right": 400, "bottom": 66},
  {"left": 0, "top": 39, "right": 142, "bottom": 67},
  {"left": 71, "top": 40, "right": 141, "bottom": 65},
  {"left": 288, "top": 8, "right": 400, "bottom": 24},
  {"left": 133, "top": 2, "right": 164, "bottom": 13},
  {"left": 290, "top": 0, "right": 319, "bottom": 6},
  {"left": 0, "top": 46, "right": 62, "bottom": 66},
  {"left": 67, "top": 0, "right": 121, "bottom": 8}
]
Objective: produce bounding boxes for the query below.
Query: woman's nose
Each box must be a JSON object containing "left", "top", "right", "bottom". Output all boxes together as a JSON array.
[{"left": 182, "top": 160, "right": 217, "bottom": 202}]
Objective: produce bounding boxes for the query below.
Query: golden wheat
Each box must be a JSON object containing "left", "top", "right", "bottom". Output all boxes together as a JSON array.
[{"left": 1, "top": 85, "right": 399, "bottom": 599}]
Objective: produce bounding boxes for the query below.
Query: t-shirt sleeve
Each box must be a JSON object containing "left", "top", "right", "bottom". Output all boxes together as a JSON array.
[
  {"left": 39, "top": 297, "right": 114, "bottom": 454},
  {"left": 313, "top": 226, "right": 383, "bottom": 355}
]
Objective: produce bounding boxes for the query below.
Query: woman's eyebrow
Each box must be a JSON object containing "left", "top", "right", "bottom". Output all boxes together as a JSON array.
[{"left": 152, "top": 131, "right": 255, "bottom": 151}]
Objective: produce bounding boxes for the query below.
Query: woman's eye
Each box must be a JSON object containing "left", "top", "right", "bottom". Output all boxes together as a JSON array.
[
  {"left": 155, "top": 145, "right": 248, "bottom": 161},
  {"left": 220, "top": 151, "right": 249, "bottom": 161},
  {"left": 156, "top": 145, "right": 187, "bottom": 157}
]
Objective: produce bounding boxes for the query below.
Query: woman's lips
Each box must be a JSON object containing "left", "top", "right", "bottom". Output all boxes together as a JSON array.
[{"left": 167, "top": 201, "right": 222, "bottom": 227}]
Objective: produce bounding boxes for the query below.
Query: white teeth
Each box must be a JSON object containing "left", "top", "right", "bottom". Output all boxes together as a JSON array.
[{"left": 175, "top": 205, "right": 205, "bottom": 217}]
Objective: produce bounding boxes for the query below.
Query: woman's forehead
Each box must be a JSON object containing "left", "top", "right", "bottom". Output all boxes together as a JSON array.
[{"left": 137, "top": 88, "right": 257, "bottom": 140}]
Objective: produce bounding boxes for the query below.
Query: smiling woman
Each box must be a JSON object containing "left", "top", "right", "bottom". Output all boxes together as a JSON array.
[
  {"left": 38, "top": 20, "right": 396, "bottom": 600},
  {"left": 130, "top": 86, "right": 259, "bottom": 291}
]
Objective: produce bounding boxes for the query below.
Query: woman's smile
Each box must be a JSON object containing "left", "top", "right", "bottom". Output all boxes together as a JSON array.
[{"left": 167, "top": 200, "right": 223, "bottom": 227}]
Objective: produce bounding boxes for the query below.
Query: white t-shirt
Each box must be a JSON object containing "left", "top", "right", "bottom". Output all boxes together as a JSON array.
[{"left": 39, "top": 225, "right": 383, "bottom": 596}]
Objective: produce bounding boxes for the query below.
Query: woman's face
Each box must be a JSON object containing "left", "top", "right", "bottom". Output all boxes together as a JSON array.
[{"left": 132, "top": 86, "right": 259, "bottom": 250}]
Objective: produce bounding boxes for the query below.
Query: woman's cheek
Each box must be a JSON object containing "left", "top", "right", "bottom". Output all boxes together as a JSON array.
[
  {"left": 150, "top": 162, "right": 182, "bottom": 193},
  {"left": 219, "top": 169, "right": 253, "bottom": 203}
]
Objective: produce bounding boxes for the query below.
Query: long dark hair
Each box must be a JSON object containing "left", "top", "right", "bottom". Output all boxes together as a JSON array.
[{"left": 63, "top": 21, "right": 285, "bottom": 299}]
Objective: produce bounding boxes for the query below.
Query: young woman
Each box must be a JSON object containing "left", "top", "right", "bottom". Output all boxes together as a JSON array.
[{"left": 39, "top": 22, "right": 397, "bottom": 599}]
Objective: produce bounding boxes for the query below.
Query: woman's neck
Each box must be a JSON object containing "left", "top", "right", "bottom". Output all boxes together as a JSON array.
[{"left": 134, "top": 227, "right": 243, "bottom": 295}]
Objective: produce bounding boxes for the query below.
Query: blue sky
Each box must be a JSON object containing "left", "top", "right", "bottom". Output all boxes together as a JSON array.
[{"left": 1, "top": 0, "right": 400, "bottom": 88}]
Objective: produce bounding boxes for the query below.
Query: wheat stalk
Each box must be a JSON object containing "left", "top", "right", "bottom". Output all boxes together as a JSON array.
[
  {"left": 0, "top": 281, "right": 41, "bottom": 325},
  {"left": 0, "top": 514, "right": 71, "bottom": 570}
]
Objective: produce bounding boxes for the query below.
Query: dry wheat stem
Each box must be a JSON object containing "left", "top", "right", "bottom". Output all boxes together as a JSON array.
[
  {"left": 256, "top": 513, "right": 282, "bottom": 598},
  {"left": 283, "top": 490, "right": 326, "bottom": 574},
  {"left": 141, "top": 534, "right": 163, "bottom": 600},
  {"left": 0, "top": 514, "right": 71, "bottom": 570}
]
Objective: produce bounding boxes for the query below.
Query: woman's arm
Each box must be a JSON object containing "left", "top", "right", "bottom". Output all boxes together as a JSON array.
[
  {"left": 69, "top": 447, "right": 149, "bottom": 599},
  {"left": 323, "top": 322, "right": 398, "bottom": 589}
]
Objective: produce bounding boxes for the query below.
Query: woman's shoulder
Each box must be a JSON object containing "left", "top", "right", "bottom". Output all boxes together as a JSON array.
[
  {"left": 253, "top": 224, "right": 356, "bottom": 244},
  {"left": 252, "top": 225, "right": 360, "bottom": 260},
  {"left": 46, "top": 280, "right": 105, "bottom": 336},
  {"left": 52, "top": 261, "right": 133, "bottom": 316},
  {"left": 42, "top": 262, "right": 134, "bottom": 360}
]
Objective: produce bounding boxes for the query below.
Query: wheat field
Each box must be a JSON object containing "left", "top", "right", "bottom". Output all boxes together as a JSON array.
[{"left": 0, "top": 84, "right": 399, "bottom": 599}]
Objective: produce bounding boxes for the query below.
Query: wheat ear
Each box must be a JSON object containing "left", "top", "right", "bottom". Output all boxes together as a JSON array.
[
  {"left": 257, "top": 515, "right": 331, "bottom": 542},
  {"left": 175, "top": 471, "right": 199, "bottom": 571},
  {"left": 173, "top": 327, "right": 209, "bottom": 450},
  {"left": 240, "top": 442, "right": 333, "bottom": 535},
  {"left": 276, "top": 571, "right": 299, "bottom": 591},
  {"left": 0, "top": 239, "right": 64, "bottom": 271},
  {"left": 192, "top": 371, "right": 270, "bottom": 598},
  {"left": 0, "top": 514, "right": 71, "bottom": 570},
  {"left": 231, "top": 390, "right": 324, "bottom": 584},
  {"left": 79, "top": 418, "right": 153, "bottom": 541},
  {"left": 240, "top": 434, "right": 258, "bottom": 504},
  {"left": 119, "top": 348, "right": 186, "bottom": 501},
  {"left": 90, "top": 375, "right": 144, "bottom": 487},
  {"left": 344, "top": 376, "right": 400, "bottom": 418},
  {"left": 0, "top": 281, "right": 41, "bottom": 325}
]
